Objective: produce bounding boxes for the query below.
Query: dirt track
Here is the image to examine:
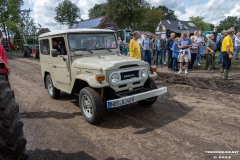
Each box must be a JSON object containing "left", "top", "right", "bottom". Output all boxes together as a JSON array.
[{"left": 7, "top": 54, "right": 240, "bottom": 160}]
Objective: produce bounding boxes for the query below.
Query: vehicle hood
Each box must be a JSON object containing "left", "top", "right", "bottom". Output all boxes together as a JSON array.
[{"left": 73, "top": 55, "right": 147, "bottom": 70}]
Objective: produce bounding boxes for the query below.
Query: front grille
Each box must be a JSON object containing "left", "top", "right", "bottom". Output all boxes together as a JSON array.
[{"left": 120, "top": 70, "right": 139, "bottom": 80}]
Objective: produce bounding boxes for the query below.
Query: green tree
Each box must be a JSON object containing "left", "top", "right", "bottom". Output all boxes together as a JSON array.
[
  {"left": 107, "top": 0, "right": 149, "bottom": 29},
  {"left": 189, "top": 16, "right": 211, "bottom": 31},
  {"left": 88, "top": 3, "right": 108, "bottom": 18},
  {"left": 138, "top": 7, "right": 164, "bottom": 32},
  {"left": 218, "top": 16, "right": 240, "bottom": 32},
  {"left": 156, "top": 5, "right": 178, "bottom": 20},
  {"left": 55, "top": 0, "right": 81, "bottom": 28},
  {"left": 0, "top": 0, "right": 23, "bottom": 44}
]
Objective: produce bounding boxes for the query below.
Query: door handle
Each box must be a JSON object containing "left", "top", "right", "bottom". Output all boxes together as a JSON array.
[{"left": 53, "top": 65, "right": 56, "bottom": 68}]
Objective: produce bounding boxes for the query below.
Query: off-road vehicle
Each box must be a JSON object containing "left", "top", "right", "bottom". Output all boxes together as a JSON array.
[{"left": 39, "top": 29, "right": 167, "bottom": 124}]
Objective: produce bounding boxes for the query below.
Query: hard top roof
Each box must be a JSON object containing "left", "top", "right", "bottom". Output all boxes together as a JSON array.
[{"left": 39, "top": 28, "right": 115, "bottom": 38}]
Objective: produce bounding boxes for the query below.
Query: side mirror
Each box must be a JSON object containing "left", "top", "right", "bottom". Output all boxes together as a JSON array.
[{"left": 51, "top": 49, "right": 59, "bottom": 57}]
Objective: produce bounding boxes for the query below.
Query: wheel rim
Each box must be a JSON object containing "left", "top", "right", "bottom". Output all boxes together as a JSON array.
[
  {"left": 81, "top": 95, "right": 93, "bottom": 118},
  {"left": 47, "top": 77, "right": 53, "bottom": 96}
]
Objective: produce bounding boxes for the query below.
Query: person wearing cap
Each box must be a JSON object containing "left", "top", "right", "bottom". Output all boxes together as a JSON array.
[
  {"left": 205, "top": 34, "right": 216, "bottom": 70},
  {"left": 217, "top": 30, "right": 227, "bottom": 65},
  {"left": 221, "top": 27, "right": 235, "bottom": 79},
  {"left": 129, "top": 32, "right": 141, "bottom": 60}
]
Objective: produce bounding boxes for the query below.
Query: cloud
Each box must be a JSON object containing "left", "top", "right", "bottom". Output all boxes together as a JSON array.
[
  {"left": 28, "top": 0, "right": 106, "bottom": 29},
  {"left": 25, "top": 0, "right": 240, "bottom": 29},
  {"left": 151, "top": 0, "right": 187, "bottom": 14}
]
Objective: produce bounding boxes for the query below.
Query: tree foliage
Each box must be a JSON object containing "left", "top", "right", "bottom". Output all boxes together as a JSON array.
[
  {"left": 218, "top": 16, "right": 240, "bottom": 32},
  {"left": 55, "top": 0, "right": 81, "bottom": 28},
  {"left": 0, "top": 0, "right": 23, "bottom": 44},
  {"left": 107, "top": 0, "right": 149, "bottom": 29},
  {"left": 138, "top": 7, "right": 164, "bottom": 32},
  {"left": 156, "top": 5, "right": 178, "bottom": 20},
  {"left": 189, "top": 16, "right": 211, "bottom": 31},
  {"left": 88, "top": 3, "right": 108, "bottom": 18}
]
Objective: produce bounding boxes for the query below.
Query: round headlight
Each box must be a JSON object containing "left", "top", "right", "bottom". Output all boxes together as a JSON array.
[
  {"left": 109, "top": 73, "right": 120, "bottom": 84},
  {"left": 141, "top": 69, "right": 148, "bottom": 79}
]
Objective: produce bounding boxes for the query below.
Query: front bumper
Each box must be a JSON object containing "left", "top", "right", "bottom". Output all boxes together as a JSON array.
[{"left": 107, "top": 87, "right": 167, "bottom": 109}]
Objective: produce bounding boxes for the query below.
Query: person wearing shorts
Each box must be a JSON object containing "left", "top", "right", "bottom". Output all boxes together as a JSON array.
[{"left": 178, "top": 32, "right": 192, "bottom": 74}]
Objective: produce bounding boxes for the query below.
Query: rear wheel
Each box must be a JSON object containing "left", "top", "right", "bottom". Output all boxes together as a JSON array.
[
  {"left": 79, "top": 87, "right": 105, "bottom": 124},
  {"left": 138, "top": 78, "right": 158, "bottom": 107},
  {"left": 0, "top": 76, "right": 28, "bottom": 160},
  {"left": 46, "top": 74, "right": 60, "bottom": 99}
]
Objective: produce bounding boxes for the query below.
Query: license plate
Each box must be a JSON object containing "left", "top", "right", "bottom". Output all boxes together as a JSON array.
[{"left": 107, "top": 97, "right": 135, "bottom": 108}]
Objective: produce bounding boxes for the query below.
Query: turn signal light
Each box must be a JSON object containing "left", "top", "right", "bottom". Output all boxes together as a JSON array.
[
  {"left": 95, "top": 74, "right": 105, "bottom": 82},
  {"left": 150, "top": 66, "right": 157, "bottom": 73}
]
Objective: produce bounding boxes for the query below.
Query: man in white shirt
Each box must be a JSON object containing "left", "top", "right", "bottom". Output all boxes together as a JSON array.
[{"left": 234, "top": 32, "right": 240, "bottom": 60}]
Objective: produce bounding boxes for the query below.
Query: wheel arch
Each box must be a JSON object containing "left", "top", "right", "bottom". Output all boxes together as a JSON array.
[{"left": 44, "top": 71, "right": 50, "bottom": 89}]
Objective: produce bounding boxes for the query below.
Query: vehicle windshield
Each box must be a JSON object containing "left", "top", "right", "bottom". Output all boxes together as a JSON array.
[{"left": 68, "top": 33, "right": 118, "bottom": 51}]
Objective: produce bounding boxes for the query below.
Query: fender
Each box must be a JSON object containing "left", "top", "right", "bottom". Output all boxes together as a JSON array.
[{"left": 75, "top": 74, "right": 109, "bottom": 88}]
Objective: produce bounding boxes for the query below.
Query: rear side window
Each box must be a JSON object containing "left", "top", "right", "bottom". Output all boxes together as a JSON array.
[{"left": 40, "top": 39, "right": 50, "bottom": 55}]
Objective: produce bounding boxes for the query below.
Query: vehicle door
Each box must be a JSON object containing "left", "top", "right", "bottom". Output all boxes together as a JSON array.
[{"left": 51, "top": 37, "right": 70, "bottom": 84}]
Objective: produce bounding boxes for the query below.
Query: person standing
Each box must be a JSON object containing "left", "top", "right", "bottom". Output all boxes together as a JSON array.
[
  {"left": 129, "top": 32, "right": 141, "bottom": 60},
  {"left": 212, "top": 27, "right": 218, "bottom": 43},
  {"left": 221, "top": 27, "right": 235, "bottom": 79},
  {"left": 217, "top": 30, "right": 227, "bottom": 65},
  {"left": 150, "top": 35, "right": 155, "bottom": 64},
  {"left": 234, "top": 32, "right": 240, "bottom": 60},
  {"left": 0, "top": 30, "right": 10, "bottom": 74},
  {"left": 178, "top": 32, "right": 192, "bottom": 75},
  {"left": 171, "top": 37, "right": 179, "bottom": 71},
  {"left": 141, "top": 34, "right": 151, "bottom": 64},
  {"left": 205, "top": 34, "right": 216, "bottom": 70},
  {"left": 163, "top": 36, "right": 167, "bottom": 65},
  {"left": 165, "top": 33, "right": 175, "bottom": 69},
  {"left": 195, "top": 30, "right": 204, "bottom": 66},
  {"left": 154, "top": 34, "right": 163, "bottom": 67},
  {"left": 189, "top": 36, "right": 198, "bottom": 70}
]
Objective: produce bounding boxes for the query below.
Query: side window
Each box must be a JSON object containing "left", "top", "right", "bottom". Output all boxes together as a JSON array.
[
  {"left": 52, "top": 37, "right": 67, "bottom": 55},
  {"left": 40, "top": 39, "right": 50, "bottom": 55}
]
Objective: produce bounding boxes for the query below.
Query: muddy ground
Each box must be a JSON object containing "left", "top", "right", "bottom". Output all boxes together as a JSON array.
[{"left": 6, "top": 53, "right": 240, "bottom": 160}]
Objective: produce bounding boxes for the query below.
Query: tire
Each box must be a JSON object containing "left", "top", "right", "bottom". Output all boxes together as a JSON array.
[
  {"left": 79, "top": 87, "right": 105, "bottom": 124},
  {"left": 23, "top": 50, "right": 27, "bottom": 58},
  {"left": 45, "top": 74, "right": 60, "bottom": 99},
  {"left": 138, "top": 78, "right": 158, "bottom": 107},
  {"left": 0, "top": 76, "right": 28, "bottom": 160}
]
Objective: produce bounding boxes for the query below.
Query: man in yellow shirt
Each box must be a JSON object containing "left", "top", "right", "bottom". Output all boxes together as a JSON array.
[
  {"left": 221, "top": 27, "right": 235, "bottom": 79},
  {"left": 129, "top": 31, "right": 141, "bottom": 60}
]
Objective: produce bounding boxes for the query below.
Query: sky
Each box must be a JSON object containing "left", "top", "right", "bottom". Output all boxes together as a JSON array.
[{"left": 23, "top": 0, "right": 240, "bottom": 30}]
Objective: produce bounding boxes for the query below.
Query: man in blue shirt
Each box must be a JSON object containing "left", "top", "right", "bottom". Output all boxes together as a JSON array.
[
  {"left": 165, "top": 33, "right": 175, "bottom": 69},
  {"left": 178, "top": 32, "right": 192, "bottom": 75},
  {"left": 142, "top": 34, "right": 151, "bottom": 64},
  {"left": 154, "top": 34, "right": 164, "bottom": 67}
]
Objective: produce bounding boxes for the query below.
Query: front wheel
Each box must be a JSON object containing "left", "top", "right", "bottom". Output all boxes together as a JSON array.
[
  {"left": 79, "top": 87, "right": 105, "bottom": 124},
  {"left": 138, "top": 78, "right": 158, "bottom": 107},
  {"left": 45, "top": 74, "right": 60, "bottom": 99}
]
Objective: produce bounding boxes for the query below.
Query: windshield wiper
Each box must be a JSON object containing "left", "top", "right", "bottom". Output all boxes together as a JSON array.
[
  {"left": 95, "top": 48, "right": 112, "bottom": 52},
  {"left": 73, "top": 48, "right": 93, "bottom": 53}
]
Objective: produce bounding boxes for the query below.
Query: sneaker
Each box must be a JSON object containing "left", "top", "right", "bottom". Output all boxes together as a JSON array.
[
  {"left": 185, "top": 70, "right": 188, "bottom": 75},
  {"left": 164, "top": 61, "right": 166, "bottom": 65},
  {"left": 197, "top": 63, "right": 201, "bottom": 66},
  {"left": 178, "top": 70, "right": 182, "bottom": 74}
]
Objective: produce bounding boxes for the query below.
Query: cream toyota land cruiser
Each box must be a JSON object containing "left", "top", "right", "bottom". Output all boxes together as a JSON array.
[{"left": 39, "top": 29, "right": 167, "bottom": 124}]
